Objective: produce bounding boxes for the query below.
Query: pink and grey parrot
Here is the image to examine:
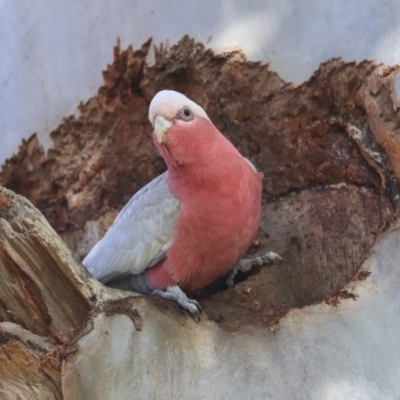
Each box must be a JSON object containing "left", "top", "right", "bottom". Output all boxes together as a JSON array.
[{"left": 83, "top": 90, "right": 280, "bottom": 319}]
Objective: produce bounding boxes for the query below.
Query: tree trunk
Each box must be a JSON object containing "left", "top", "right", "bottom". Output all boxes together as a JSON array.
[{"left": 1, "top": 38, "right": 400, "bottom": 398}]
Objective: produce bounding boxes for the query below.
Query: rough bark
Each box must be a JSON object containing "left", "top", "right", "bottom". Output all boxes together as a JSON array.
[
  {"left": 1, "top": 37, "right": 400, "bottom": 397},
  {"left": 2, "top": 37, "right": 399, "bottom": 329}
]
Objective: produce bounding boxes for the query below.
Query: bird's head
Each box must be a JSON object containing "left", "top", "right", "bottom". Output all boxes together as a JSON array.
[{"left": 149, "top": 90, "right": 219, "bottom": 169}]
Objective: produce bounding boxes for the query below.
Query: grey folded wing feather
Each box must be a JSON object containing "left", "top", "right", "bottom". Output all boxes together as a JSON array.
[{"left": 83, "top": 171, "right": 180, "bottom": 284}]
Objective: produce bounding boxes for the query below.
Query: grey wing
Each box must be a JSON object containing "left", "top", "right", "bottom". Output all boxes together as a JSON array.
[{"left": 83, "top": 171, "right": 180, "bottom": 284}]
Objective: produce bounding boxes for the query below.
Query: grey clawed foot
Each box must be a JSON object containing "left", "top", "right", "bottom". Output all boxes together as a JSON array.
[
  {"left": 152, "top": 285, "right": 202, "bottom": 322},
  {"left": 226, "top": 251, "right": 282, "bottom": 288}
]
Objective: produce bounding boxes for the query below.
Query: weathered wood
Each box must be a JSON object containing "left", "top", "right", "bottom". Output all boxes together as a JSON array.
[
  {"left": 0, "top": 186, "right": 136, "bottom": 399},
  {"left": 0, "top": 322, "right": 61, "bottom": 400},
  {"left": 0, "top": 187, "right": 93, "bottom": 397},
  {"left": 0, "top": 186, "right": 95, "bottom": 398},
  {"left": 0, "top": 187, "right": 93, "bottom": 343}
]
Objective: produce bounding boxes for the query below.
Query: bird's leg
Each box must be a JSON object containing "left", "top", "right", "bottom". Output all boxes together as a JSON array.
[
  {"left": 226, "top": 251, "right": 282, "bottom": 288},
  {"left": 152, "top": 286, "right": 202, "bottom": 321}
]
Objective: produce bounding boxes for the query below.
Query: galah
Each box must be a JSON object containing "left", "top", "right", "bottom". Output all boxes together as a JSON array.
[{"left": 83, "top": 90, "right": 280, "bottom": 319}]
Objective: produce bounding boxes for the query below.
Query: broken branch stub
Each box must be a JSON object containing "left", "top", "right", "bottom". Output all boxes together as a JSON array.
[{"left": 0, "top": 186, "right": 93, "bottom": 343}]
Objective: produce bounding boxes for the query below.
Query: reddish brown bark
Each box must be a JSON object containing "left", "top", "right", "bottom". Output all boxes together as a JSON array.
[{"left": 1, "top": 37, "right": 400, "bottom": 334}]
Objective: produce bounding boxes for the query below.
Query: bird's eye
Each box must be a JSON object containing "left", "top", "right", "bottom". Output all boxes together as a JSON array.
[{"left": 179, "top": 106, "right": 194, "bottom": 121}]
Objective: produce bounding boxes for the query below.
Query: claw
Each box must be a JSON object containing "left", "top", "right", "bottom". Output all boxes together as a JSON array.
[
  {"left": 226, "top": 251, "right": 282, "bottom": 287},
  {"left": 152, "top": 285, "right": 202, "bottom": 321}
]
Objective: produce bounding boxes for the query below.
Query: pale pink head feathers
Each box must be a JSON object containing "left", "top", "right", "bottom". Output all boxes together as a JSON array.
[{"left": 148, "top": 90, "right": 210, "bottom": 126}]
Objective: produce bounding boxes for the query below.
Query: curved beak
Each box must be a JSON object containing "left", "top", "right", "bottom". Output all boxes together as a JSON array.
[{"left": 154, "top": 115, "right": 173, "bottom": 144}]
